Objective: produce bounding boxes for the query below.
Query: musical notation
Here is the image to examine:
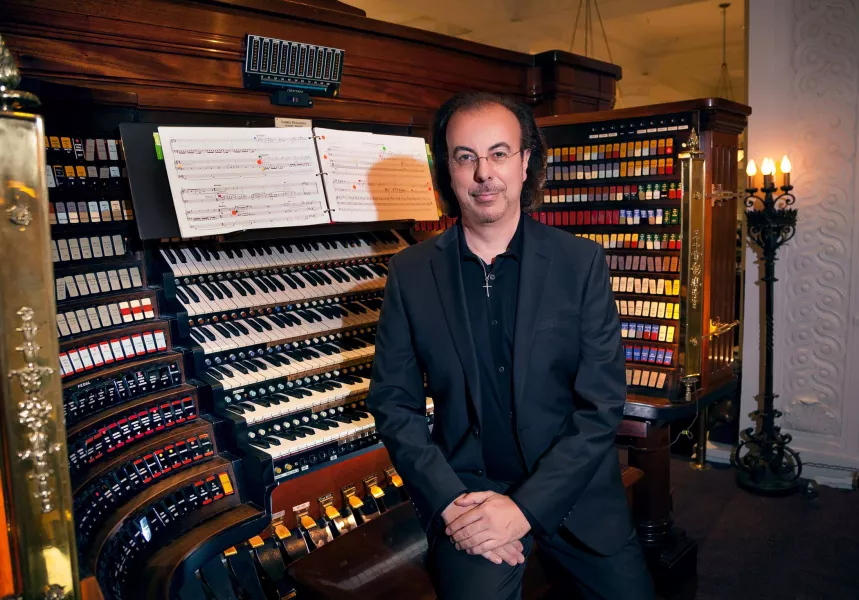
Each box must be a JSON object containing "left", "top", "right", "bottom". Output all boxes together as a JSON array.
[
  {"left": 158, "top": 127, "right": 330, "bottom": 237},
  {"left": 315, "top": 128, "right": 440, "bottom": 222}
]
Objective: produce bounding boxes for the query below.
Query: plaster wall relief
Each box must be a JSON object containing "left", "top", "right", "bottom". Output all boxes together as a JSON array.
[{"left": 776, "top": 0, "right": 857, "bottom": 441}]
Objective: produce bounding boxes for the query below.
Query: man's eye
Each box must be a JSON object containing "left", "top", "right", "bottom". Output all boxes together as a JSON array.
[
  {"left": 457, "top": 155, "right": 477, "bottom": 164},
  {"left": 492, "top": 151, "right": 509, "bottom": 160}
]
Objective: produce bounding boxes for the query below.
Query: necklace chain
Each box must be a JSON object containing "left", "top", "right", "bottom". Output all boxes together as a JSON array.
[{"left": 478, "top": 257, "right": 492, "bottom": 298}]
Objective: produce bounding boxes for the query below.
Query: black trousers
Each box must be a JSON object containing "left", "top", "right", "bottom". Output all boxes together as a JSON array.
[
  {"left": 427, "top": 477, "right": 654, "bottom": 600},
  {"left": 428, "top": 526, "right": 654, "bottom": 600}
]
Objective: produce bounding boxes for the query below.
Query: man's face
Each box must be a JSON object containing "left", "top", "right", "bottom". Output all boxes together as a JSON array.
[{"left": 446, "top": 103, "right": 531, "bottom": 225}]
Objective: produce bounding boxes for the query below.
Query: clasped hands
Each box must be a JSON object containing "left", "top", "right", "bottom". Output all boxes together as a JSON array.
[{"left": 440, "top": 490, "right": 531, "bottom": 567}]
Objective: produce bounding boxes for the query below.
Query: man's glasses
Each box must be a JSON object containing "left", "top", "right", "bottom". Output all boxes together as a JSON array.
[{"left": 449, "top": 149, "right": 522, "bottom": 170}]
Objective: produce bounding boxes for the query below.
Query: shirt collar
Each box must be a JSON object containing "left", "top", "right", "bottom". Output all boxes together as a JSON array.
[{"left": 458, "top": 212, "right": 525, "bottom": 263}]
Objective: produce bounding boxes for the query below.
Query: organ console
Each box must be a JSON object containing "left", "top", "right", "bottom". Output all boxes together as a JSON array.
[{"left": 0, "top": 2, "right": 747, "bottom": 599}]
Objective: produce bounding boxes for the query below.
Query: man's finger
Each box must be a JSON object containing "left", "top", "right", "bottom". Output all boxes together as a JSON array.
[
  {"left": 470, "top": 538, "right": 505, "bottom": 555},
  {"left": 454, "top": 491, "right": 496, "bottom": 507},
  {"left": 459, "top": 530, "right": 493, "bottom": 551},
  {"left": 491, "top": 545, "right": 523, "bottom": 567},
  {"left": 445, "top": 508, "right": 484, "bottom": 535},
  {"left": 481, "top": 551, "right": 504, "bottom": 566},
  {"left": 512, "top": 540, "right": 524, "bottom": 553},
  {"left": 450, "top": 520, "right": 489, "bottom": 543}
]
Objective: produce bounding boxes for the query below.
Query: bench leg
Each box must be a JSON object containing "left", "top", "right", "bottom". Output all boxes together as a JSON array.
[{"left": 628, "top": 423, "right": 698, "bottom": 599}]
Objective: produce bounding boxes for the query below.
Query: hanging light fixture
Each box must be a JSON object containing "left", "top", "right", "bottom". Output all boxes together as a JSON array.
[
  {"left": 715, "top": 3, "right": 735, "bottom": 101},
  {"left": 568, "top": 0, "right": 624, "bottom": 107}
]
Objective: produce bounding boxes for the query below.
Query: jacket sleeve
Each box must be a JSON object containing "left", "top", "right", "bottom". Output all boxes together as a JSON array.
[
  {"left": 366, "top": 257, "right": 467, "bottom": 528},
  {"left": 510, "top": 245, "right": 626, "bottom": 535}
]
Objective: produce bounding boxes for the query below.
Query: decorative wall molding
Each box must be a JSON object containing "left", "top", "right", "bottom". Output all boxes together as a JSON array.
[
  {"left": 743, "top": 0, "right": 859, "bottom": 482},
  {"left": 777, "top": 0, "right": 857, "bottom": 438}
]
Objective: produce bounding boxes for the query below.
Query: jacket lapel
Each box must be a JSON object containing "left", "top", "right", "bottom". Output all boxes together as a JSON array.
[
  {"left": 431, "top": 226, "right": 482, "bottom": 427},
  {"left": 513, "top": 217, "right": 552, "bottom": 410}
]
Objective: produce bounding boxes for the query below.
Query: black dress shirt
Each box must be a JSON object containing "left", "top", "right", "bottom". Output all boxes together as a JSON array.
[{"left": 458, "top": 215, "right": 527, "bottom": 484}]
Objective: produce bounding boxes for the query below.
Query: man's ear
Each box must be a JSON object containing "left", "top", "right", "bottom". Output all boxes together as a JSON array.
[{"left": 521, "top": 149, "right": 531, "bottom": 181}]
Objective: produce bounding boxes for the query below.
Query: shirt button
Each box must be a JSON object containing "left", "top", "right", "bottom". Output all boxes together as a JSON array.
[
  {"left": 489, "top": 274, "right": 496, "bottom": 280},
  {"left": 498, "top": 367, "right": 505, "bottom": 373},
  {"left": 492, "top": 320, "right": 498, "bottom": 326},
  {"left": 471, "top": 426, "right": 480, "bottom": 438},
  {"left": 474, "top": 469, "right": 485, "bottom": 477}
]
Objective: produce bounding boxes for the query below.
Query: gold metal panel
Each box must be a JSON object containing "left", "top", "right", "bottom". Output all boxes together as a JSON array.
[
  {"left": 0, "top": 110, "right": 80, "bottom": 598},
  {"left": 679, "top": 129, "right": 706, "bottom": 383}
]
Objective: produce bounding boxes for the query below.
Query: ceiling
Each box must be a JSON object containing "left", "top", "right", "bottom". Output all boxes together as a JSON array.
[{"left": 345, "top": 0, "right": 747, "bottom": 108}]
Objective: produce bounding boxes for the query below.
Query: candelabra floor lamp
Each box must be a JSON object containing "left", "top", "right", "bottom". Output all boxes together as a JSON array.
[{"left": 731, "top": 157, "right": 802, "bottom": 495}]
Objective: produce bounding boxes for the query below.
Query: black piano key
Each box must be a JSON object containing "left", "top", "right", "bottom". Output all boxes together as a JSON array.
[
  {"left": 236, "top": 279, "right": 256, "bottom": 295},
  {"left": 198, "top": 283, "right": 215, "bottom": 301},
  {"left": 203, "top": 282, "right": 224, "bottom": 300},
  {"left": 251, "top": 276, "right": 271, "bottom": 294},
  {"left": 213, "top": 280, "right": 232, "bottom": 298},
  {"left": 264, "top": 275, "right": 284, "bottom": 292},
  {"left": 231, "top": 362, "right": 249, "bottom": 375},
  {"left": 226, "top": 280, "right": 247, "bottom": 296},
  {"left": 278, "top": 273, "right": 298, "bottom": 290},
  {"left": 189, "top": 329, "right": 206, "bottom": 344},
  {"left": 325, "top": 268, "right": 345, "bottom": 283},
  {"left": 213, "top": 323, "right": 233, "bottom": 338}
]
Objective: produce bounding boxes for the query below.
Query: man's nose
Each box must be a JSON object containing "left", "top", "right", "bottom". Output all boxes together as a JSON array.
[{"left": 474, "top": 157, "right": 492, "bottom": 182}]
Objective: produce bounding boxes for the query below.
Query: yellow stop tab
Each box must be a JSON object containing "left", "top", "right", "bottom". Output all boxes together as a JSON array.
[{"left": 219, "top": 472, "right": 234, "bottom": 495}]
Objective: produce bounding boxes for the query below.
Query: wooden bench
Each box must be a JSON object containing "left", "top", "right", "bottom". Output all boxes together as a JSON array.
[{"left": 287, "top": 465, "right": 644, "bottom": 600}]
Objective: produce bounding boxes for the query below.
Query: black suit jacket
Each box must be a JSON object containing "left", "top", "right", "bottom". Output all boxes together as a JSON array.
[{"left": 366, "top": 216, "right": 633, "bottom": 556}]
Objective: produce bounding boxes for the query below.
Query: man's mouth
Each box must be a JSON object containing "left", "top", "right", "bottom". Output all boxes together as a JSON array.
[{"left": 471, "top": 190, "right": 502, "bottom": 202}]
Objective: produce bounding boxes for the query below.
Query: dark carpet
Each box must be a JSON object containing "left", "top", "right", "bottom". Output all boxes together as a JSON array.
[{"left": 668, "top": 458, "right": 859, "bottom": 600}]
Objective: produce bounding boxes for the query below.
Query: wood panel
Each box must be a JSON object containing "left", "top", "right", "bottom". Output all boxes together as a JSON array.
[
  {"left": 270, "top": 446, "right": 395, "bottom": 530},
  {"left": 0, "top": 0, "right": 620, "bottom": 126},
  {"left": 703, "top": 130, "right": 741, "bottom": 393}
]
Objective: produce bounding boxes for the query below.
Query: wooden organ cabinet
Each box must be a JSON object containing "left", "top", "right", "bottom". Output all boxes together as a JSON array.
[
  {"left": 0, "top": 1, "right": 621, "bottom": 599},
  {"left": 537, "top": 100, "right": 750, "bottom": 592},
  {"left": 0, "top": 2, "right": 749, "bottom": 599}
]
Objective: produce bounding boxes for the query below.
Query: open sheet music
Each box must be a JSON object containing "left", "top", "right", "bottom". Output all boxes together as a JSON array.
[
  {"left": 158, "top": 126, "right": 330, "bottom": 237},
  {"left": 314, "top": 128, "right": 440, "bottom": 223}
]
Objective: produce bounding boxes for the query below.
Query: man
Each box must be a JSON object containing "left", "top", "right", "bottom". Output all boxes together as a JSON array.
[{"left": 365, "top": 92, "right": 654, "bottom": 600}]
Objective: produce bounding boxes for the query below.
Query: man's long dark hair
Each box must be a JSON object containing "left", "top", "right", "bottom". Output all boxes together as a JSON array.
[{"left": 430, "top": 92, "right": 548, "bottom": 218}]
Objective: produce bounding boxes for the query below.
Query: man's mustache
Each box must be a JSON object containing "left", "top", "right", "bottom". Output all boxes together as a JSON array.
[{"left": 469, "top": 185, "right": 505, "bottom": 196}]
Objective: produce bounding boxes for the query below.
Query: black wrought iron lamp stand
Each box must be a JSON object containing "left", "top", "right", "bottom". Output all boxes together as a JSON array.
[{"left": 732, "top": 174, "right": 803, "bottom": 495}]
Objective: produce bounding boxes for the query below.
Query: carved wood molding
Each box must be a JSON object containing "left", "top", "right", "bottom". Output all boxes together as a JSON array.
[{"left": 0, "top": 0, "right": 620, "bottom": 126}]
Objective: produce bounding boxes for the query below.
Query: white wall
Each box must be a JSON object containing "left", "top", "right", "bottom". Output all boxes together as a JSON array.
[{"left": 741, "top": 0, "right": 859, "bottom": 487}]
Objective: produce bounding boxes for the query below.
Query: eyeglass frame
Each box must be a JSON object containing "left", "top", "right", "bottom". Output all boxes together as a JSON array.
[{"left": 448, "top": 148, "right": 524, "bottom": 170}]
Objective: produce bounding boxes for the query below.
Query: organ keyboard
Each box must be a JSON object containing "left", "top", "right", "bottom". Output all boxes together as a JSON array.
[{"left": 157, "top": 231, "right": 407, "bottom": 278}]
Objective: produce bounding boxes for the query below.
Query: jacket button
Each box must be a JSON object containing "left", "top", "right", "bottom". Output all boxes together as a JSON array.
[
  {"left": 471, "top": 426, "right": 480, "bottom": 438},
  {"left": 474, "top": 469, "right": 484, "bottom": 477}
]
